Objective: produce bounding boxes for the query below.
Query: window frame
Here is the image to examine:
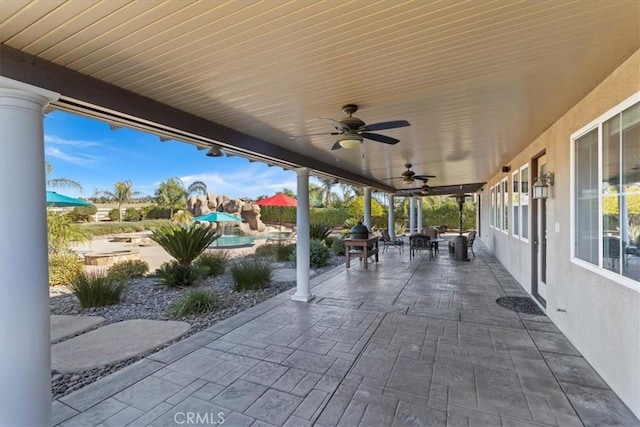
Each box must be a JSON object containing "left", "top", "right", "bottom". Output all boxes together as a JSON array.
[
  {"left": 512, "top": 170, "right": 520, "bottom": 238},
  {"left": 520, "top": 164, "right": 530, "bottom": 243},
  {"left": 501, "top": 177, "right": 509, "bottom": 234},
  {"left": 570, "top": 92, "right": 640, "bottom": 292}
]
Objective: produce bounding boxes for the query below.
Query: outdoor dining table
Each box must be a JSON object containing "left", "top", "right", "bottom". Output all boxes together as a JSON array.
[{"left": 345, "top": 237, "right": 379, "bottom": 269}]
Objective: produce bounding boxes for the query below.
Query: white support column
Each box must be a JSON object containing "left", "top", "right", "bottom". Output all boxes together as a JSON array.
[
  {"left": 417, "top": 197, "right": 423, "bottom": 233},
  {"left": 388, "top": 194, "right": 396, "bottom": 239},
  {"left": 292, "top": 168, "right": 314, "bottom": 302},
  {"left": 363, "top": 186, "right": 372, "bottom": 232},
  {"left": 409, "top": 196, "right": 416, "bottom": 235},
  {"left": 0, "top": 77, "right": 58, "bottom": 427}
]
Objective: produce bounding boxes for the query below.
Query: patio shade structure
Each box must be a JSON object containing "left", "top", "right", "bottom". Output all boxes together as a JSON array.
[
  {"left": 46, "top": 191, "right": 93, "bottom": 208},
  {"left": 194, "top": 211, "right": 243, "bottom": 246},
  {"left": 256, "top": 193, "right": 297, "bottom": 233}
]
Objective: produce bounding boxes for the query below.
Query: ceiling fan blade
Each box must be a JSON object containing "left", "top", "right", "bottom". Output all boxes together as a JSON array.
[
  {"left": 413, "top": 175, "right": 436, "bottom": 180},
  {"left": 360, "top": 120, "right": 410, "bottom": 132},
  {"left": 289, "top": 132, "right": 340, "bottom": 139},
  {"left": 330, "top": 141, "right": 341, "bottom": 151},
  {"left": 320, "top": 118, "right": 350, "bottom": 131},
  {"left": 361, "top": 133, "right": 400, "bottom": 145}
]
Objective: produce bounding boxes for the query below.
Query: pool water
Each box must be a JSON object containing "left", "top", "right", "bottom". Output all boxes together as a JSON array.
[{"left": 210, "top": 233, "right": 287, "bottom": 247}]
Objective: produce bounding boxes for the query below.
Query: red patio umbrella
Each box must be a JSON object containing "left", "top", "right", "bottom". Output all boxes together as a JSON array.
[{"left": 256, "top": 193, "right": 297, "bottom": 233}]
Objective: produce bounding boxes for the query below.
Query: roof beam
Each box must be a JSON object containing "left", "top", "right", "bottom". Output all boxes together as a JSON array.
[{"left": 0, "top": 45, "right": 394, "bottom": 192}]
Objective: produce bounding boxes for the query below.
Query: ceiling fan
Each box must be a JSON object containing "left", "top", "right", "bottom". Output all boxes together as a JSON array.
[
  {"left": 385, "top": 162, "right": 436, "bottom": 185},
  {"left": 292, "top": 104, "right": 410, "bottom": 150}
]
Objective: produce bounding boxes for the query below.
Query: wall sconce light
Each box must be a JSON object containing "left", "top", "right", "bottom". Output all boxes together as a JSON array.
[
  {"left": 501, "top": 166, "right": 511, "bottom": 173},
  {"left": 206, "top": 146, "right": 224, "bottom": 157},
  {"left": 532, "top": 171, "right": 554, "bottom": 199}
]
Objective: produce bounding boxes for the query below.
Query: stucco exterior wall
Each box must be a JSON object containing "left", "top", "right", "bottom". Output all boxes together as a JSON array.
[{"left": 478, "top": 49, "right": 640, "bottom": 417}]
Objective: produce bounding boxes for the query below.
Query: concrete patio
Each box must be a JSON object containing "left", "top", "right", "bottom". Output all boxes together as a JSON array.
[{"left": 53, "top": 241, "right": 638, "bottom": 426}]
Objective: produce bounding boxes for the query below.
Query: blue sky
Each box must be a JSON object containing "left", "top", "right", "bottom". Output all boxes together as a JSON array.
[{"left": 44, "top": 111, "right": 299, "bottom": 199}]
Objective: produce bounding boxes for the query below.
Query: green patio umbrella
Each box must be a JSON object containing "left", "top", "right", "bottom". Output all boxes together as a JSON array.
[{"left": 46, "top": 191, "right": 93, "bottom": 207}]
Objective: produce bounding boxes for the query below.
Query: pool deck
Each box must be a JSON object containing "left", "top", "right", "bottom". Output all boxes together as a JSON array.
[{"left": 54, "top": 240, "right": 639, "bottom": 426}]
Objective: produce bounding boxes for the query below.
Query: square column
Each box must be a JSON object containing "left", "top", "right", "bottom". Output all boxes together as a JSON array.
[
  {"left": 409, "top": 196, "right": 416, "bottom": 235},
  {"left": 0, "top": 77, "right": 59, "bottom": 426}
]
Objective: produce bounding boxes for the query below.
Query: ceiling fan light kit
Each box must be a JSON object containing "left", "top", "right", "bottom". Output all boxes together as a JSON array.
[
  {"left": 337, "top": 133, "right": 364, "bottom": 149},
  {"left": 303, "top": 104, "right": 410, "bottom": 150}
]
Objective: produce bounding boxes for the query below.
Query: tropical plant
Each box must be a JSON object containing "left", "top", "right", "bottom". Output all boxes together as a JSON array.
[
  {"left": 343, "top": 217, "right": 360, "bottom": 230},
  {"left": 98, "top": 180, "right": 141, "bottom": 222},
  {"left": 107, "top": 208, "right": 120, "bottom": 222},
  {"left": 347, "top": 196, "right": 384, "bottom": 219},
  {"left": 155, "top": 261, "right": 205, "bottom": 287},
  {"left": 254, "top": 244, "right": 278, "bottom": 258},
  {"left": 290, "top": 239, "right": 330, "bottom": 267},
  {"left": 68, "top": 270, "right": 125, "bottom": 307},
  {"left": 230, "top": 258, "right": 272, "bottom": 291},
  {"left": 195, "top": 251, "right": 230, "bottom": 276},
  {"left": 310, "top": 223, "right": 332, "bottom": 241},
  {"left": 107, "top": 260, "right": 149, "bottom": 280},
  {"left": 48, "top": 253, "right": 84, "bottom": 286},
  {"left": 47, "top": 212, "right": 87, "bottom": 254},
  {"left": 154, "top": 177, "right": 207, "bottom": 218},
  {"left": 151, "top": 223, "right": 219, "bottom": 266},
  {"left": 318, "top": 178, "right": 336, "bottom": 207},
  {"left": 308, "top": 182, "right": 324, "bottom": 207},
  {"left": 45, "top": 161, "right": 83, "bottom": 192},
  {"left": 172, "top": 210, "right": 193, "bottom": 226},
  {"left": 168, "top": 289, "right": 218, "bottom": 318}
]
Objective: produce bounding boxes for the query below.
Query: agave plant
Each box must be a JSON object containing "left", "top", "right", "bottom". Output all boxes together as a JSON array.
[
  {"left": 151, "top": 223, "right": 219, "bottom": 265},
  {"left": 309, "top": 223, "right": 332, "bottom": 241}
]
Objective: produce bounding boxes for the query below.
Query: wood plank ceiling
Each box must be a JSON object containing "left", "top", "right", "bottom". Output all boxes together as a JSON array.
[{"left": 1, "top": 0, "right": 638, "bottom": 192}]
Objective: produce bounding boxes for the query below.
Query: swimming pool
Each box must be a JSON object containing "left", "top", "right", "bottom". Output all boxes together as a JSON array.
[{"left": 210, "top": 233, "right": 287, "bottom": 248}]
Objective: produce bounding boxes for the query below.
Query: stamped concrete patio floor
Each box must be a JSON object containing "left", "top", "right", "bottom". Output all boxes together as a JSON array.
[{"left": 53, "top": 242, "right": 638, "bottom": 426}]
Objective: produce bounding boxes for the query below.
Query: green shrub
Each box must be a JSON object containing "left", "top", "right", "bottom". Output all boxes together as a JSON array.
[
  {"left": 254, "top": 244, "right": 278, "bottom": 258},
  {"left": 230, "top": 258, "right": 272, "bottom": 291},
  {"left": 155, "top": 261, "right": 205, "bottom": 287},
  {"left": 107, "top": 260, "right": 149, "bottom": 280},
  {"left": 168, "top": 290, "right": 218, "bottom": 318},
  {"left": 171, "top": 210, "right": 193, "bottom": 226},
  {"left": 310, "top": 223, "right": 332, "bottom": 240},
  {"left": 68, "top": 270, "right": 125, "bottom": 308},
  {"left": 124, "top": 207, "right": 141, "bottom": 222},
  {"left": 80, "top": 220, "right": 168, "bottom": 237},
  {"left": 324, "top": 236, "right": 336, "bottom": 248},
  {"left": 195, "top": 251, "right": 229, "bottom": 276},
  {"left": 309, "top": 207, "right": 350, "bottom": 227},
  {"left": 67, "top": 205, "right": 97, "bottom": 222},
  {"left": 331, "top": 238, "right": 346, "bottom": 255},
  {"left": 151, "top": 224, "right": 219, "bottom": 265},
  {"left": 108, "top": 208, "right": 120, "bottom": 222},
  {"left": 290, "top": 239, "right": 330, "bottom": 268},
  {"left": 276, "top": 244, "right": 296, "bottom": 262},
  {"left": 142, "top": 206, "right": 172, "bottom": 219},
  {"left": 48, "top": 253, "right": 84, "bottom": 286}
]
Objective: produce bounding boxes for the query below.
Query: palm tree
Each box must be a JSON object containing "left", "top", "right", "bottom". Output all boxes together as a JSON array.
[
  {"left": 45, "top": 161, "right": 82, "bottom": 192},
  {"left": 154, "top": 178, "right": 208, "bottom": 218},
  {"left": 99, "top": 180, "right": 141, "bottom": 222},
  {"left": 318, "top": 178, "right": 336, "bottom": 207},
  {"left": 308, "top": 183, "right": 324, "bottom": 207}
]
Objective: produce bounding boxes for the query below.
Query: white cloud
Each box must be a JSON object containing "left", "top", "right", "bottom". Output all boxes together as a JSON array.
[
  {"left": 180, "top": 164, "right": 296, "bottom": 199},
  {"left": 45, "top": 147, "right": 100, "bottom": 166},
  {"left": 45, "top": 134, "right": 102, "bottom": 147}
]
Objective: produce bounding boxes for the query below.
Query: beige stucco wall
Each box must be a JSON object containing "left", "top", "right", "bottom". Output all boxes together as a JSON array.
[{"left": 478, "top": 49, "right": 640, "bottom": 417}]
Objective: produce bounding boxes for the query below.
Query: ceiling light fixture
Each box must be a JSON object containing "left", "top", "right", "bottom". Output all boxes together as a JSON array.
[{"left": 337, "top": 133, "right": 363, "bottom": 149}]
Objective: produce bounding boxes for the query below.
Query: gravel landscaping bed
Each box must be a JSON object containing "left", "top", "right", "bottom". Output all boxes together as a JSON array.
[{"left": 50, "top": 254, "right": 345, "bottom": 400}]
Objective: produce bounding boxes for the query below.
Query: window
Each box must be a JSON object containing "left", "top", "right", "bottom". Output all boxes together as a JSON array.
[
  {"left": 521, "top": 166, "right": 529, "bottom": 241},
  {"left": 489, "top": 187, "right": 496, "bottom": 227},
  {"left": 496, "top": 184, "right": 502, "bottom": 230},
  {"left": 572, "top": 95, "right": 639, "bottom": 284},
  {"left": 501, "top": 178, "right": 509, "bottom": 232},
  {"left": 512, "top": 171, "right": 520, "bottom": 237}
]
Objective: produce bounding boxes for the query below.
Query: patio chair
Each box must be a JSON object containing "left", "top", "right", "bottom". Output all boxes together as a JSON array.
[
  {"left": 409, "top": 233, "right": 432, "bottom": 259},
  {"left": 467, "top": 230, "right": 477, "bottom": 258},
  {"left": 266, "top": 230, "right": 297, "bottom": 245},
  {"left": 380, "top": 229, "right": 403, "bottom": 253},
  {"left": 424, "top": 227, "right": 440, "bottom": 253}
]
